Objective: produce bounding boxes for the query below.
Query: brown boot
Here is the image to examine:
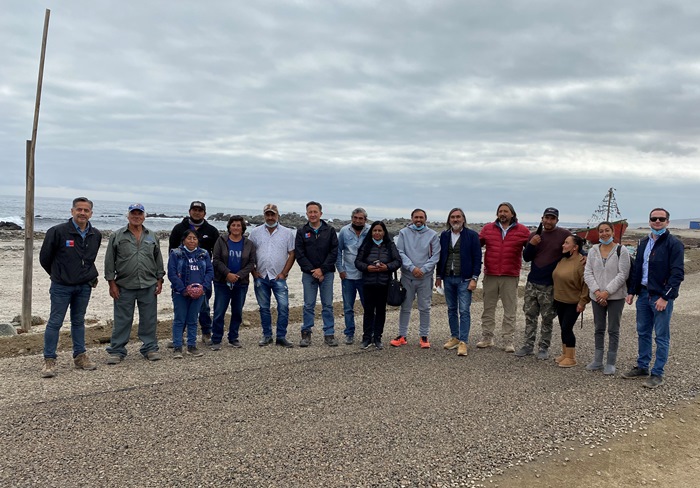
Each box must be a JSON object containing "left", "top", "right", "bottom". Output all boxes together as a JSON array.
[
  {"left": 73, "top": 352, "right": 97, "bottom": 371},
  {"left": 554, "top": 344, "right": 567, "bottom": 364},
  {"left": 41, "top": 358, "right": 57, "bottom": 378},
  {"left": 558, "top": 347, "right": 577, "bottom": 368}
]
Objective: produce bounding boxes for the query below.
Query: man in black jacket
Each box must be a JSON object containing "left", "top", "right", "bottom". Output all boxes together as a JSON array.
[
  {"left": 295, "top": 201, "right": 339, "bottom": 347},
  {"left": 168, "top": 201, "right": 219, "bottom": 344},
  {"left": 39, "top": 197, "right": 102, "bottom": 378}
]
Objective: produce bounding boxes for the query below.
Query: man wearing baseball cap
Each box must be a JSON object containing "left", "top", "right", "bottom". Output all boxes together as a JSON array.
[
  {"left": 515, "top": 207, "right": 571, "bottom": 360},
  {"left": 169, "top": 200, "right": 219, "bottom": 344}
]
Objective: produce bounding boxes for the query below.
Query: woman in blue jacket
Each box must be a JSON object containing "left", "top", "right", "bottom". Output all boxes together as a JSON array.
[{"left": 168, "top": 230, "right": 214, "bottom": 358}]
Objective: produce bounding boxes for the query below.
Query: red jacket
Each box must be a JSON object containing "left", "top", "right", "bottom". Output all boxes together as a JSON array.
[{"left": 479, "top": 221, "right": 531, "bottom": 277}]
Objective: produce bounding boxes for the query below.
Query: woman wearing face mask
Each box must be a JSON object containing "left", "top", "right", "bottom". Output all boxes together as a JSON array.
[
  {"left": 583, "top": 222, "right": 631, "bottom": 374},
  {"left": 552, "top": 235, "right": 590, "bottom": 367},
  {"left": 354, "top": 221, "right": 402, "bottom": 349},
  {"left": 168, "top": 230, "right": 214, "bottom": 358}
]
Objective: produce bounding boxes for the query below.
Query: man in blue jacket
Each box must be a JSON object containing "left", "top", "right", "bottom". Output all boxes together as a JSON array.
[
  {"left": 435, "top": 208, "right": 482, "bottom": 357},
  {"left": 623, "top": 208, "right": 684, "bottom": 389},
  {"left": 39, "top": 197, "right": 102, "bottom": 378}
]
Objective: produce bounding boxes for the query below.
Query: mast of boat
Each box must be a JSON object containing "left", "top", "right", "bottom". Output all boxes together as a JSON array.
[{"left": 605, "top": 187, "right": 613, "bottom": 222}]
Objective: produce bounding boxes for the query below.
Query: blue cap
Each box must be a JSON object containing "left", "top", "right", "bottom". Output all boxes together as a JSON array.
[{"left": 128, "top": 203, "right": 145, "bottom": 213}]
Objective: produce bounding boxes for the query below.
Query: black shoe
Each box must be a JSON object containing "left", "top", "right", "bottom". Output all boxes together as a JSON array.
[
  {"left": 276, "top": 337, "right": 294, "bottom": 348},
  {"left": 345, "top": 335, "right": 354, "bottom": 345},
  {"left": 374, "top": 340, "right": 384, "bottom": 350},
  {"left": 187, "top": 346, "right": 203, "bottom": 358},
  {"left": 360, "top": 339, "right": 372, "bottom": 349},
  {"left": 228, "top": 340, "right": 243, "bottom": 348},
  {"left": 324, "top": 335, "right": 339, "bottom": 347},
  {"left": 258, "top": 335, "right": 273, "bottom": 347},
  {"left": 621, "top": 366, "right": 650, "bottom": 379},
  {"left": 643, "top": 374, "right": 664, "bottom": 388},
  {"left": 299, "top": 331, "right": 312, "bottom": 347}
]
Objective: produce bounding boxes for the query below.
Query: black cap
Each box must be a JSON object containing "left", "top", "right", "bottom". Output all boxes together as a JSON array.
[
  {"left": 543, "top": 207, "right": 559, "bottom": 218},
  {"left": 190, "top": 201, "right": 206, "bottom": 211}
]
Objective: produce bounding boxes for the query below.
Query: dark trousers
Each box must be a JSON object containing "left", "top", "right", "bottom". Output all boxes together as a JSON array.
[
  {"left": 362, "top": 284, "right": 388, "bottom": 341},
  {"left": 555, "top": 300, "right": 580, "bottom": 347}
]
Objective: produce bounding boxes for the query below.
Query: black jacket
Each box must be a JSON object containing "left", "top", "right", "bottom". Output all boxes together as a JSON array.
[
  {"left": 355, "top": 239, "right": 402, "bottom": 286},
  {"left": 294, "top": 221, "right": 338, "bottom": 274},
  {"left": 212, "top": 235, "right": 256, "bottom": 285},
  {"left": 39, "top": 219, "right": 102, "bottom": 286},
  {"left": 628, "top": 231, "right": 684, "bottom": 300},
  {"left": 169, "top": 218, "right": 219, "bottom": 256}
]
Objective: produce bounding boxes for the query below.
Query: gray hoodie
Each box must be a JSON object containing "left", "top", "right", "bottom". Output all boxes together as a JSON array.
[{"left": 396, "top": 225, "right": 441, "bottom": 279}]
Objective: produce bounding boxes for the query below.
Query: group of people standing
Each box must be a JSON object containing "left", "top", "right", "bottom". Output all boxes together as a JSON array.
[{"left": 39, "top": 198, "right": 684, "bottom": 390}]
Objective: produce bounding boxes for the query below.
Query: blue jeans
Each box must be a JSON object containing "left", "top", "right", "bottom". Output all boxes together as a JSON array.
[
  {"left": 636, "top": 287, "right": 673, "bottom": 377},
  {"left": 43, "top": 282, "right": 92, "bottom": 359},
  {"left": 254, "top": 277, "right": 290, "bottom": 338},
  {"left": 341, "top": 278, "right": 364, "bottom": 337},
  {"left": 198, "top": 287, "right": 212, "bottom": 335},
  {"left": 443, "top": 276, "right": 473, "bottom": 343},
  {"left": 172, "top": 293, "right": 204, "bottom": 348},
  {"left": 212, "top": 282, "right": 248, "bottom": 344},
  {"left": 301, "top": 272, "right": 334, "bottom": 334}
]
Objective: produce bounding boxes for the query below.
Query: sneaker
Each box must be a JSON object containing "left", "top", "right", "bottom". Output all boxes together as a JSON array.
[
  {"left": 360, "top": 339, "right": 372, "bottom": 349},
  {"left": 41, "top": 358, "right": 57, "bottom": 378},
  {"left": 106, "top": 354, "right": 123, "bottom": 365},
  {"left": 187, "top": 346, "right": 203, "bottom": 358},
  {"left": 419, "top": 336, "right": 431, "bottom": 349},
  {"left": 621, "top": 366, "right": 650, "bottom": 379},
  {"left": 276, "top": 337, "right": 294, "bottom": 348},
  {"left": 444, "top": 337, "right": 460, "bottom": 350},
  {"left": 536, "top": 348, "right": 549, "bottom": 360},
  {"left": 228, "top": 340, "right": 243, "bottom": 348},
  {"left": 258, "top": 335, "right": 273, "bottom": 347},
  {"left": 504, "top": 343, "right": 515, "bottom": 353},
  {"left": 210, "top": 343, "right": 222, "bottom": 351},
  {"left": 643, "top": 374, "right": 664, "bottom": 389},
  {"left": 324, "top": 335, "right": 339, "bottom": 347},
  {"left": 345, "top": 335, "right": 354, "bottom": 345},
  {"left": 299, "top": 331, "right": 312, "bottom": 347},
  {"left": 201, "top": 333, "right": 212, "bottom": 346},
  {"left": 514, "top": 346, "right": 534, "bottom": 357},
  {"left": 374, "top": 339, "right": 384, "bottom": 350},
  {"left": 173, "top": 347, "right": 183, "bottom": 359},
  {"left": 476, "top": 338, "right": 494, "bottom": 349},
  {"left": 390, "top": 336, "right": 407, "bottom": 347},
  {"left": 146, "top": 351, "right": 161, "bottom": 361},
  {"left": 73, "top": 352, "right": 97, "bottom": 371},
  {"left": 457, "top": 341, "right": 468, "bottom": 356}
]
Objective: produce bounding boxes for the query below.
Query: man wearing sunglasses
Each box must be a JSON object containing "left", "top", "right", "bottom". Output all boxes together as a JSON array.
[{"left": 623, "top": 208, "right": 684, "bottom": 388}]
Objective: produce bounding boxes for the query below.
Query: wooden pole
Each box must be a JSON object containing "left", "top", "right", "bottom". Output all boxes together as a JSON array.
[{"left": 21, "top": 9, "right": 51, "bottom": 332}]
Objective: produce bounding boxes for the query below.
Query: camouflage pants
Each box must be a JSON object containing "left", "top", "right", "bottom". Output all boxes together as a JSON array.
[{"left": 522, "top": 282, "right": 556, "bottom": 350}]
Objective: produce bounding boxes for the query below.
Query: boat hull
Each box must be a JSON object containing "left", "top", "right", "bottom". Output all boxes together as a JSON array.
[{"left": 575, "top": 220, "right": 628, "bottom": 244}]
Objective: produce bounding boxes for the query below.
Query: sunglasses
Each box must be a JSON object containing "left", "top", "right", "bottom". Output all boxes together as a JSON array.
[{"left": 649, "top": 217, "right": 667, "bottom": 222}]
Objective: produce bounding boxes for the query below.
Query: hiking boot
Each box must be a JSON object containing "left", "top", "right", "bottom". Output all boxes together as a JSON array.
[
  {"left": 558, "top": 347, "right": 576, "bottom": 368},
  {"left": 258, "top": 335, "right": 273, "bottom": 347},
  {"left": 106, "top": 354, "right": 123, "bottom": 365},
  {"left": 201, "top": 333, "right": 212, "bottom": 346},
  {"left": 228, "top": 340, "right": 242, "bottom": 348},
  {"left": 621, "top": 366, "right": 650, "bottom": 379},
  {"left": 390, "top": 336, "right": 407, "bottom": 347},
  {"left": 187, "top": 346, "right": 203, "bottom": 358},
  {"left": 73, "top": 352, "right": 97, "bottom": 371},
  {"left": 444, "top": 337, "right": 460, "bottom": 350},
  {"left": 41, "top": 358, "right": 57, "bottom": 378},
  {"left": 643, "top": 375, "right": 664, "bottom": 389},
  {"left": 210, "top": 343, "right": 222, "bottom": 351},
  {"left": 276, "top": 337, "right": 294, "bottom": 348},
  {"left": 419, "top": 336, "right": 431, "bottom": 349},
  {"left": 457, "top": 341, "right": 468, "bottom": 357},
  {"left": 536, "top": 348, "right": 549, "bottom": 360},
  {"left": 585, "top": 349, "right": 604, "bottom": 371},
  {"left": 503, "top": 343, "right": 515, "bottom": 353},
  {"left": 173, "top": 347, "right": 183, "bottom": 359},
  {"left": 345, "top": 335, "right": 354, "bottom": 345},
  {"left": 360, "top": 339, "right": 372, "bottom": 349},
  {"left": 476, "top": 338, "right": 494, "bottom": 349},
  {"left": 146, "top": 351, "right": 162, "bottom": 361},
  {"left": 324, "top": 335, "right": 339, "bottom": 347},
  {"left": 374, "top": 339, "right": 384, "bottom": 350},
  {"left": 299, "top": 331, "right": 312, "bottom": 347},
  {"left": 514, "top": 346, "right": 534, "bottom": 357}
]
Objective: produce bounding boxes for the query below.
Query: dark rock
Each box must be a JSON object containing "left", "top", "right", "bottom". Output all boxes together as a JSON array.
[{"left": 0, "top": 221, "right": 22, "bottom": 230}]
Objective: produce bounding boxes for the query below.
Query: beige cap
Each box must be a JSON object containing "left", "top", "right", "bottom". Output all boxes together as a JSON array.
[{"left": 263, "top": 203, "right": 279, "bottom": 215}]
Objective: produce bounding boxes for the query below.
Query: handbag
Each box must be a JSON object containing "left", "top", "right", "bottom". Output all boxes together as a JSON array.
[{"left": 386, "top": 271, "right": 406, "bottom": 306}]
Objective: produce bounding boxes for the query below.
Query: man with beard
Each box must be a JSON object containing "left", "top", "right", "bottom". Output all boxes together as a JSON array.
[
  {"left": 476, "top": 202, "right": 531, "bottom": 353},
  {"left": 169, "top": 201, "right": 219, "bottom": 344},
  {"left": 335, "top": 208, "right": 370, "bottom": 344},
  {"left": 515, "top": 207, "right": 571, "bottom": 360}
]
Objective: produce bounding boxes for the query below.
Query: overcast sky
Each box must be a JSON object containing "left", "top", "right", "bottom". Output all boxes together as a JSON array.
[{"left": 2, "top": 1, "right": 699, "bottom": 224}]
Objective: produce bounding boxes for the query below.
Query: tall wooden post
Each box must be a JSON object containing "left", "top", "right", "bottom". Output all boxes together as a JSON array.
[{"left": 21, "top": 9, "right": 51, "bottom": 332}]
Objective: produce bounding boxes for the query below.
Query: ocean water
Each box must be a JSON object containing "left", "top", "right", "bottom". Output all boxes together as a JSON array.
[{"left": 0, "top": 195, "right": 263, "bottom": 232}]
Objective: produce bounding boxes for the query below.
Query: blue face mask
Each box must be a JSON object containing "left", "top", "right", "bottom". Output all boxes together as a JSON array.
[
  {"left": 372, "top": 238, "right": 383, "bottom": 245},
  {"left": 650, "top": 227, "right": 667, "bottom": 236},
  {"left": 265, "top": 221, "right": 278, "bottom": 228},
  {"left": 599, "top": 236, "right": 614, "bottom": 245},
  {"left": 410, "top": 224, "right": 425, "bottom": 231}
]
